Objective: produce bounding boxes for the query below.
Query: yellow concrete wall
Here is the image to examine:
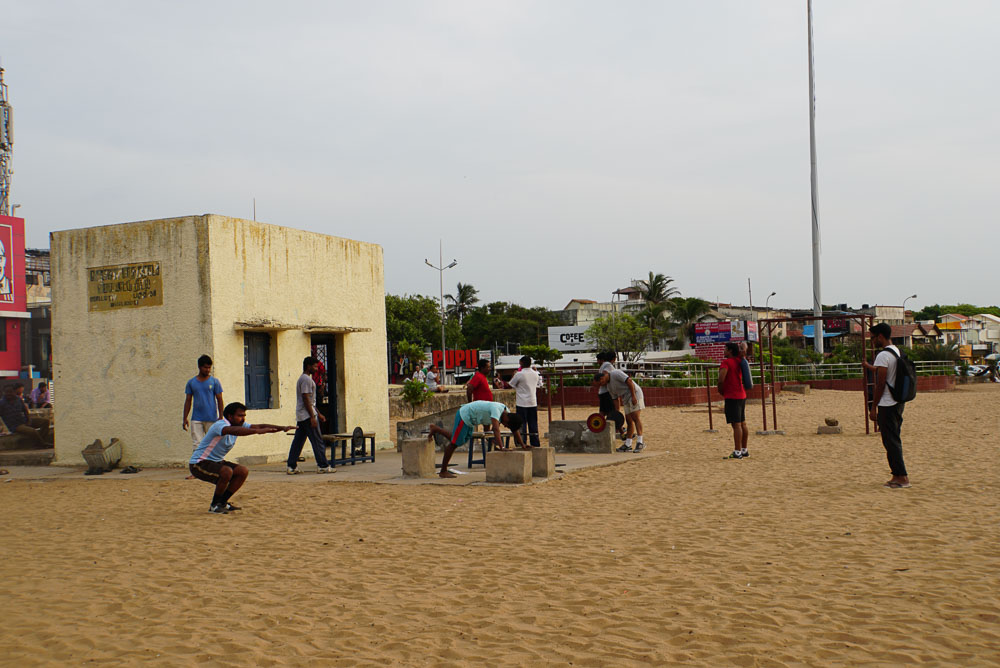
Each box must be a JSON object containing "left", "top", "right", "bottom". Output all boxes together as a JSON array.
[
  {"left": 51, "top": 215, "right": 389, "bottom": 467},
  {"left": 205, "top": 215, "right": 390, "bottom": 458},
  {"left": 51, "top": 217, "right": 213, "bottom": 465}
]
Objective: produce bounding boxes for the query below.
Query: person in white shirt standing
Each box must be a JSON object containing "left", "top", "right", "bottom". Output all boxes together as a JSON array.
[
  {"left": 286, "top": 356, "right": 334, "bottom": 474},
  {"left": 508, "top": 355, "right": 541, "bottom": 446},
  {"left": 862, "top": 323, "right": 910, "bottom": 489}
]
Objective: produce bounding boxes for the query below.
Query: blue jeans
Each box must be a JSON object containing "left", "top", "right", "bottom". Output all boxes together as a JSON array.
[
  {"left": 516, "top": 406, "right": 540, "bottom": 447},
  {"left": 287, "top": 419, "right": 330, "bottom": 469}
]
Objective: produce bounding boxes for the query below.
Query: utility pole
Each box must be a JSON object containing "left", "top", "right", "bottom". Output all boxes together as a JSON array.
[
  {"left": 0, "top": 62, "right": 14, "bottom": 216},
  {"left": 425, "top": 241, "right": 457, "bottom": 383},
  {"left": 807, "top": 0, "right": 824, "bottom": 355}
]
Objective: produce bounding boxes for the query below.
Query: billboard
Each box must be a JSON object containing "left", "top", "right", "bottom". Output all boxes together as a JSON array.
[
  {"left": 548, "top": 326, "right": 591, "bottom": 352},
  {"left": 694, "top": 322, "right": 731, "bottom": 344}
]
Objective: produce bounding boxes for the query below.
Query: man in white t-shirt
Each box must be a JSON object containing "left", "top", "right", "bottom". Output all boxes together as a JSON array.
[
  {"left": 508, "top": 355, "right": 541, "bottom": 446},
  {"left": 862, "top": 323, "right": 910, "bottom": 489},
  {"left": 286, "top": 356, "right": 334, "bottom": 474}
]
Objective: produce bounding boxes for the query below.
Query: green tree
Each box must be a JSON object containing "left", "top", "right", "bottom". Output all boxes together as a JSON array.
[
  {"left": 669, "top": 297, "right": 712, "bottom": 347},
  {"left": 637, "top": 302, "right": 672, "bottom": 349},
  {"left": 462, "top": 302, "right": 561, "bottom": 349},
  {"left": 519, "top": 344, "right": 562, "bottom": 366},
  {"left": 636, "top": 272, "right": 680, "bottom": 305},
  {"left": 385, "top": 294, "right": 441, "bottom": 346},
  {"left": 908, "top": 341, "right": 959, "bottom": 362},
  {"left": 445, "top": 282, "right": 480, "bottom": 327},
  {"left": 394, "top": 340, "right": 425, "bottom": 376},
  {"left": 585, "top": 313, "right": 649, "bottom": 364},
  {"left": 912, "top": 303, "right": 1000, "bottom": 320}
]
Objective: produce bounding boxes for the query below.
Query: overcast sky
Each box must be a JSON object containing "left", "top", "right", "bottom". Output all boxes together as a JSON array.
[{"left": 3, "top": 1, "right": 996, "bottom": 312}]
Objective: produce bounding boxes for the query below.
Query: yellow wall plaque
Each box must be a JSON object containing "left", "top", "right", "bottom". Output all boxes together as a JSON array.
[{"left": 87, "top": 261, "right": 163, "bottom": 312}]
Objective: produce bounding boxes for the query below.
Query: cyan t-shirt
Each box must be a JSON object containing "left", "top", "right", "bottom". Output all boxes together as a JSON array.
[
  {"left": 190, "top": 418, "right": 250, "bottom": 464},
  {"left": 459, "top": 400, "right": 506, "bottom": 427},
  {"left": 186, "top": 376, "right": 223, "bottom": 422}
]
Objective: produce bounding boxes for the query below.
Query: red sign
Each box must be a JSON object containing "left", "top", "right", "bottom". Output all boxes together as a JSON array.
[
  {"left": 432, "top": 349, "right": 479, "bottom": 369},
  {"left": 0, "top": 215, "right": 25, "bottom": 311}
]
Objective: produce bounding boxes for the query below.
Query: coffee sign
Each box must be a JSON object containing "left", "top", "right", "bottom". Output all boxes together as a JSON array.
[{"left": 88, "top": 261, "right": 163, "bottom": 312}]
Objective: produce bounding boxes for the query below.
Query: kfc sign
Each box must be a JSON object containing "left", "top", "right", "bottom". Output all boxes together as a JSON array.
[{"left": 548, "top": 326, "right": 592, "bottom": 351}]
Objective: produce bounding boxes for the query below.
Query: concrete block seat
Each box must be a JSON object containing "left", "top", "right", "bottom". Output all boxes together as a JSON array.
[{"left": 466, "top": 431, "right": 517, "bottom": 468}]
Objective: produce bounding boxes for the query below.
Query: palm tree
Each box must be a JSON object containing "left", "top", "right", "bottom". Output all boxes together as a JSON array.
[
  {"left": 445, "top": 282, "right": 479, "bottom": 327},
  {"left": 637, "top": 302, "right": 670, "bottom": 350},
  {"left": 670, "top": 297, "right": 712, "bottom": 347},
  {"left": 636, "top": 272, "right": 680, "bottom": 306}
]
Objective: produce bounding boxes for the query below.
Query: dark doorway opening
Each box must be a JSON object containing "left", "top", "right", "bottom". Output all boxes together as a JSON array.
[{"left": 311, "top": 334, "right": 339, "bottom": 434}]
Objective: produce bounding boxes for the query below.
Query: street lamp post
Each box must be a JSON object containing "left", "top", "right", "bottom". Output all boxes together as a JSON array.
[
  {"left": 902, "top": 294, "right": 917, "bottom": 312},
  {"left": 765, "top": 291, "right": 777, "bottom": 313},
  {"left": 425, "top": 241, "right": 457, "bottom": 384}
]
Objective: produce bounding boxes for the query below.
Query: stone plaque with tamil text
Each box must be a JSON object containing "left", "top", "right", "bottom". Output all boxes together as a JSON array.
[{"left": 87, "top": 261, "right": 163, "bottom": 312}]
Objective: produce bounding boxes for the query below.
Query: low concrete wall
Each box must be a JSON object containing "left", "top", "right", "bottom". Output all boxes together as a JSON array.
[
  {"left": 390, "top": 389, "right": 515, "bottom": 419},
  {"left": 395, "top": 393, "right": 516, "bottom": 450}
]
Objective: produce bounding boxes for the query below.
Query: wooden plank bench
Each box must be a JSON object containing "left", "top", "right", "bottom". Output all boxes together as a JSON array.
[{"left": 320, "top": 431, "right": 376, "bottom": 466}]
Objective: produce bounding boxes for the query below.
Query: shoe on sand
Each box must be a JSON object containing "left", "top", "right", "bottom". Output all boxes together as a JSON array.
[{"left": 286, "top": 467, "right": 301, "bottom": 475}]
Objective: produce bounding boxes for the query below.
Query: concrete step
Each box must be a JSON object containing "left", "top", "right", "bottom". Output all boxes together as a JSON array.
[{"left": 0, "top": 449, "right": 55, "bottom": 467}]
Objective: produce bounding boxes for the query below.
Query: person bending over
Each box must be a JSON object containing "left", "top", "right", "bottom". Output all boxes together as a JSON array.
[
  {"left": 426, "top": 400, "right": 525, "bottom": 478},
  {"left": 189, "top": 402, "right": 294, "bottom": 514}
]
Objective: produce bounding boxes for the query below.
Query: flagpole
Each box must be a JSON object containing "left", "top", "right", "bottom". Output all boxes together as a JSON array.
[{"left": 808, "top": 0, "right": 824, "bottom": 355}]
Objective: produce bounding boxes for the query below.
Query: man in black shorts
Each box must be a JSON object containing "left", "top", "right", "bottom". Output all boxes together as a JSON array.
[
  {"left": 718, "top": 342, "right": 749, "bottom": 459},
  {"left": 189, "top": 402, "right": 294, "bottom": 513}
]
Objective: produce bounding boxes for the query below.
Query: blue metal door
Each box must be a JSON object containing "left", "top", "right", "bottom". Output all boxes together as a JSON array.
[{"left": 244, "top": 333, "right": 271, "bottom": 409}]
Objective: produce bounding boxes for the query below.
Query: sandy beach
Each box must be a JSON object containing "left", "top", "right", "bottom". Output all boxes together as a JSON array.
[{"left": 2, "top": 384, "right": 998, "bottom": 666}]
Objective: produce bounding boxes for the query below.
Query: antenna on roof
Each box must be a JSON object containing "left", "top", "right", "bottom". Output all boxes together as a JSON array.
[{"left": 0, "top": 61, "right": 14, "bottom": 216}]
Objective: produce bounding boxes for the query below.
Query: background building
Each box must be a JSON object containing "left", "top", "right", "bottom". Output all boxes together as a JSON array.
[{"left": 51, "top": 215, "right": 389, "bottom": 466}]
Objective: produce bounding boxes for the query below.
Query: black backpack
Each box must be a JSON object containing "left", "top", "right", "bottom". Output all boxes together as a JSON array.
[{"left": 883, "top": 347, "right": 917, "bottom": 403}]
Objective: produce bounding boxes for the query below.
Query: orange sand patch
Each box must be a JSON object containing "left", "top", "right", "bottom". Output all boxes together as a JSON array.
[{"left": 1, "top": 385, "right": 997, "bottom": 665}]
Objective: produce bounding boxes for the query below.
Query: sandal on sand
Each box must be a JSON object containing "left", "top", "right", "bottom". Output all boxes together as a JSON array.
[
  {"left": 884, "top": 481, "right": 911, "bottom": 489},
  {"left": 0, "top": 469, "right": 8, "bottom": 475}
]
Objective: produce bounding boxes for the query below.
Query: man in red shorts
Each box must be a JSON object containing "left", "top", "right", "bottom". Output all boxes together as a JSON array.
[{"left": 718, "top": 342, "right": 749, "bottom": 459}]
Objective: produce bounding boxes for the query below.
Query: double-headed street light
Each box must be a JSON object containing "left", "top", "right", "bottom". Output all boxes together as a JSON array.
[{"left": 425, "top": 242, "right": 457, "bottom": 383}]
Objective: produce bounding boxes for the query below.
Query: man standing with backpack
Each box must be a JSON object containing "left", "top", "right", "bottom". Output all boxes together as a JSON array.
[{"left": 862, "top": 323, "right": 913, "bottom": 489}]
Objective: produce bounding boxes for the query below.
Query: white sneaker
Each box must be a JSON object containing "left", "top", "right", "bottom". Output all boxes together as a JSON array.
[
  {"left": 286, "top": 467, "right": 301, "bottom": 475},
  {"left": 317, "top": 466, "right": 334, "bottom": 474},
  {"left": 634, "top": 442, "right": 646, "bottom": 453}
]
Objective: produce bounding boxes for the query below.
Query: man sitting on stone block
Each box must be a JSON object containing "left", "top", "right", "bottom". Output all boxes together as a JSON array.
[{"left": 426, "top": 400, "right": 525, "bottom": 478}]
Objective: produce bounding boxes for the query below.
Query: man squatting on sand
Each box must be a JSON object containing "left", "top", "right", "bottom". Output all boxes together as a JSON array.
[
  {"left": 862, "top": 322, "right": 911, "bottom": 489},
  {"left": 426, "top": 400, "right": 525, "bottom": 478},
  {"left": 718, "top": 341, "right": 749, "bottom": 459},
  {"left": 189, "top": 402, "right": 294, "bottom": 514}
]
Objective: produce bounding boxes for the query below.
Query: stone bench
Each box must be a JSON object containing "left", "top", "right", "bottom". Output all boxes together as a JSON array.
[{"left": 545, "top": 420, "right": 614, "bottom": 453}]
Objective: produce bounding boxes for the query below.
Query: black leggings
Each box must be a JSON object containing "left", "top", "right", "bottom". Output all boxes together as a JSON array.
[{"left": 599, "top": 392, "right": 625, "bottom": 432}]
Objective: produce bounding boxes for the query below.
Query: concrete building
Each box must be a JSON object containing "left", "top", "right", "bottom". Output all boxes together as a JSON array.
[
  {"left": 51, "top": 215, "right": 389, "bottom": 466},
  {"left": 555, "top": 299, "right": 617, "bottom": 328},
  {"left": 23, "top": 248, "right": 51, "bottom": 379}
]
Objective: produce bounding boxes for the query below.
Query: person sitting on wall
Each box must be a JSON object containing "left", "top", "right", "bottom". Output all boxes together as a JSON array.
[
  {"left": 424, "top": 364, "right": 449, "bottom": 393},
  {"left": 189, "top": 402, "right": 294, "bottom": 514},
  {"left": 29, "top": 382, "right": 52, "bottom": 408},
  {"left": 426, "top": 400, "right": 525, "bottom": 478},
  {"left": 0, "top": 383, "right": 52, "bottom": 446}
]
